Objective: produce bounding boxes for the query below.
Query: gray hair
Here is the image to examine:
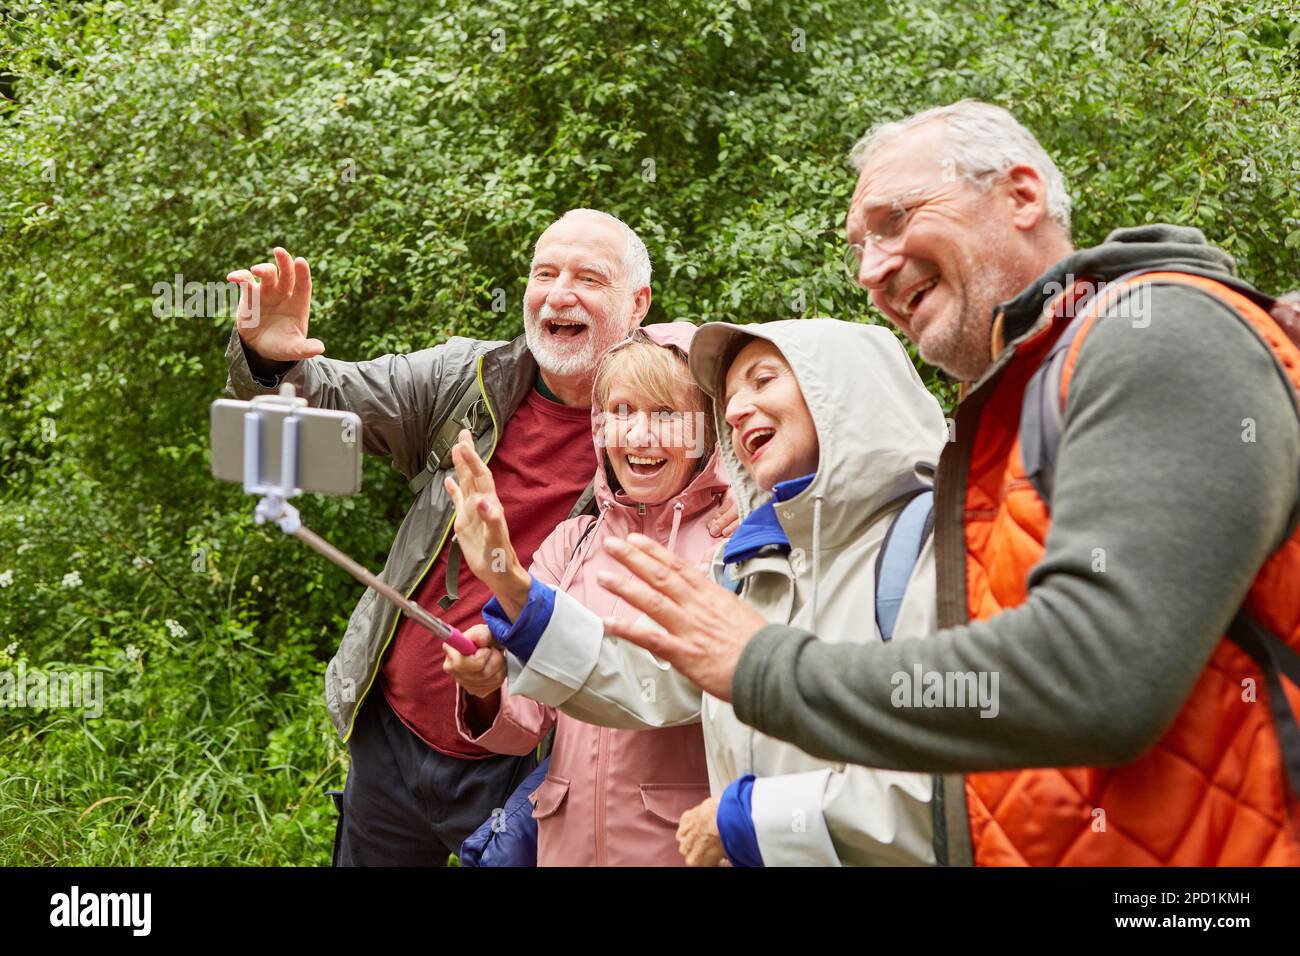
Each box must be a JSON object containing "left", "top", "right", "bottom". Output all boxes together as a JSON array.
[
  {"left": 849, "top": 99, "right": 1073, "bottom": 234},
  {"left": 536, "top": 208, "right": 653, "bottom": 290}
]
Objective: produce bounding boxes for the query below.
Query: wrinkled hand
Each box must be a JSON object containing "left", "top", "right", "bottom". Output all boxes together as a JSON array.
[
  {"left": 226, "top": 247, "right": 324, "bottom": 361},
  {"left": 709, "top": 488, "right": 741, "bottom": 538},
  {"left": 596, "top": 533, "right": 767, "bottom": 702},
  {"left": 677, "top": 795, "right": 726, "bottom": 867},
  {"left": 443, "top": 430, "right": 531, "bottom": 616},
  {"left": 442, "top": 624, "right": 507, "bottom": 698}
]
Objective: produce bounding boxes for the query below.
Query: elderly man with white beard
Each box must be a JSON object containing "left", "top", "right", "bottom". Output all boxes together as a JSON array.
[{"left": 224, "top": 208, "right": 738, "bottom": 866}]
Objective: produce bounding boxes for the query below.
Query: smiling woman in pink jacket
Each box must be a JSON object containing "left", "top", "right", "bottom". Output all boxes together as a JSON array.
[{"left": 443, "top": 322, "right": 728, "bottom": 866}]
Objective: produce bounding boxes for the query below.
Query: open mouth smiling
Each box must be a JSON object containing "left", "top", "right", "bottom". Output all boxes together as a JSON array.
[
  {"left": 741, "top": 427, "right": 775, "bottom": 462},
  {"left": 545, "top": 318, "right": 588, "bottom": 338},
  {"left": 897, "top": 276, "right": 939, "bottom": 319},
  {"left": 626, "top": 454, "right": 667, "bottom": 476}
]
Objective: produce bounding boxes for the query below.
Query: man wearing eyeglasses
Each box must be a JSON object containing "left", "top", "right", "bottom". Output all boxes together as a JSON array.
[{"left": 595, "top": 99, "right": 1300, "bottom": 866}]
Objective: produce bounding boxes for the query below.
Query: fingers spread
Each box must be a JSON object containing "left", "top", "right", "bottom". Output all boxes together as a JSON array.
[
  {"left": 597, "top": 569, "right": 679, "bottom": 626},
  {"left": 625, "top": 533, "right": 696, "bottom": 574},
  {"left": 450, "top": 442, "right": 478, "bottom": 493},
  {"left": 443, "top": 475, "right": 464, "bottom": 511},
  {"left": 457, "top": 431, "right": 495, "bottom": 489},
  {"left": 294, "top": 256, "right": 312, "bottom": 300},
  {"left": 601, "top": 610, "right": 673, "bottom": 656},
  {"left": 602, "top": 535, "right": 700, "bottom": 604},
  {"left": 232, "top": 276, "right": 255, "bottom": 322},
  {"left": 273, "top": 247, "right": 295, "bottom": 297},
  {"left": 250, "top": 262, "right": 277, "bottom": 290}
]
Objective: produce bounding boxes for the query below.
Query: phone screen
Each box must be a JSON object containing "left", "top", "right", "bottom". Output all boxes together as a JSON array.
[{"left": 209, "top": 399, "right": 363, "bottom": 496}]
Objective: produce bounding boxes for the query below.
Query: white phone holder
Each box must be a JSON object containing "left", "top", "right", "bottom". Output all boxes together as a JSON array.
[{"left": 242, "top": 383, "right": 307, "bottom": 534}]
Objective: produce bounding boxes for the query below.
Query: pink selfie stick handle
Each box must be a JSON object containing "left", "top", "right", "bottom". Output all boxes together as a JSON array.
[
  {"left": 443, "top": 626, "right": 479, "bottom": 657},
  {"left": 285, "top": 525, "right": 483, "bottom": 657}
]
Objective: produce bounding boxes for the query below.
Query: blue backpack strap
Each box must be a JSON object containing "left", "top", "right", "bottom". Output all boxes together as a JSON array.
[
  {"left": 719, "top": 561, "right": 742, "bottom": 594},
  {"left": 873, "top": 490, "right": 934, "bottom": 642}
]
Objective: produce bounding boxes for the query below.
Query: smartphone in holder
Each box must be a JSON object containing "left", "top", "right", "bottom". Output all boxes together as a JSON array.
[
  {"left": 210, "top": 398, "right": 362, "bottom": 496},
  {"left": 206, "top": 389, "right": 478, "bottom": 658}
]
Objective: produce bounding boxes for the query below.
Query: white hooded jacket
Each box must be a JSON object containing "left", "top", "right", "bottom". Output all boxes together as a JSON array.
[{"left": 507, "top": 318, "right": 949, "bottom": 865}]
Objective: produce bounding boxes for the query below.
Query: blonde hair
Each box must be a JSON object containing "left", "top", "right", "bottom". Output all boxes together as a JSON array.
[{"left": 595, "top": 330, "right": 716, "bottom": 455}]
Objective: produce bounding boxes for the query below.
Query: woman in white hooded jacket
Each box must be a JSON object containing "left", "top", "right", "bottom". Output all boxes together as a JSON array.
[{"left": 498, "top": 318, "right": 949, "bottom": 865}]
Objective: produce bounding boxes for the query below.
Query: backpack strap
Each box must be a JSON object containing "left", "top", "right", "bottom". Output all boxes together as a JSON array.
[
  {"left": 1021, "top": 269, "right": 1283, "bottom": 510},
  {"left": 1019, "top": 286, "right": 1098, "bottom": 505},
  {"left": 437, "top": 544, "right": 462, "bottom": 610},
  {"left": 415, "top": 374, "right": 491, "bottom": 609},
  {"left": 409, "top": 375, "right": 490, "bottom": 495},
  {"left": 1226, "top": 612, "right": 1300, "bottom": 807},
  {"left": 873, "top": 490, "right": 935, "bottom": 642},
  {"left": 1020, "top": 268, "right": 1300, "bottom": 809}
]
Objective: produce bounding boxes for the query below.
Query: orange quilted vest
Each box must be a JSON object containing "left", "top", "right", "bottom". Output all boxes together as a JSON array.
[{"left": 945, "top": 270, "right": 1300, "bottom": 866}]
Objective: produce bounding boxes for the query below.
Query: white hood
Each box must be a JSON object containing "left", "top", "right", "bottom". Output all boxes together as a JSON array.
[{"left": 689, "top": 317, "right": 949, "bottom": 552}]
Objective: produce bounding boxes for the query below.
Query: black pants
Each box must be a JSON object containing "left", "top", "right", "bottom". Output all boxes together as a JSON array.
[{"left": 333, "top": 692, "right": 538, "bottom": 867}]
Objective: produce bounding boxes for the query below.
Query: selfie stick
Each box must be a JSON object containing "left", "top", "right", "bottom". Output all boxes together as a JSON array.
[{"left": 240, "top": 384, "right": 478, "bottom": 657}]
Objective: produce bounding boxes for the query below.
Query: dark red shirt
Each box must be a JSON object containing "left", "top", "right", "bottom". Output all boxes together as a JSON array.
[{"left": 380, "top": 387, "right": 595, "bottom": 758}]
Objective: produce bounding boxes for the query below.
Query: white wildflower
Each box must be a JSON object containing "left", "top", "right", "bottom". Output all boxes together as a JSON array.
[
  {"left": 0, "top": 570, "right": 13, "bottom": 588},
  {"left": 124, "top": 644, "right": 141, "bottom": 662},
  {"left": 3, "top": 641, "right": 18, "bottom": 656},
  {"left": 61, "top": 570, "right": 83, "bottom": 589},
  {"left": 164, "top": 619, "right": 188, "bottom": 639}
]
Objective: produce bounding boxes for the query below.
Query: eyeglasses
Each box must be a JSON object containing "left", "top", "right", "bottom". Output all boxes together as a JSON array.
[{"left": 843, "top": 186, "right": 933, "bottom": 281}]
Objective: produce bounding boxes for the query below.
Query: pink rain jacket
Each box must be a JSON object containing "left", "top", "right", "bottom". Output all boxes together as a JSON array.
[{"left": 456, "top": 322, "right": 729, "bottom": 866}]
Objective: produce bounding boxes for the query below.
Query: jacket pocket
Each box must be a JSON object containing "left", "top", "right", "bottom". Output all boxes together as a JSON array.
[
  {"left": 529, "top": 775, "right": 571, "bottom": 820},
  {"left": 639, "top": 784, "right": 712, "bottom": 826}
]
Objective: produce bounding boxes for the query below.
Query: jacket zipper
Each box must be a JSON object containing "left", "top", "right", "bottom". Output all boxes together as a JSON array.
[
  {"left": 342, "top": 356, "right": 500, "bottom": 743},
  {"left": 930, "top": 359, "right": 1004, "bottom": 868},
  {"left": 593, "top": 498, "right": 652, "bottom": 861}
]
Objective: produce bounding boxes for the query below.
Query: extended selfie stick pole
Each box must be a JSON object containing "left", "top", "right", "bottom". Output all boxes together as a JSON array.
[{"left": 241, "top": 384, "right": 478, "bottom": 656}]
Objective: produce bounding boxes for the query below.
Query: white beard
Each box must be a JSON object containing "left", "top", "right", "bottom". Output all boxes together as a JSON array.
[{"left": 523, "top": 301, "right": 632, "bottom": 379}]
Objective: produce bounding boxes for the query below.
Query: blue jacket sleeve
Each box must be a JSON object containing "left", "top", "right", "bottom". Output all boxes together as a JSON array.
[
  {"left": 481, "top": 575, "right": 556, "bottom": 663},
  {"left": 716, "top": 774, "right": 764, "bottom": 867}
]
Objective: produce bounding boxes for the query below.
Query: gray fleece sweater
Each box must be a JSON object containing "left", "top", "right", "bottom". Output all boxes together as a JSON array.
[{"left": 731, "top": 226, "right": 1299, "bottom": 778}]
